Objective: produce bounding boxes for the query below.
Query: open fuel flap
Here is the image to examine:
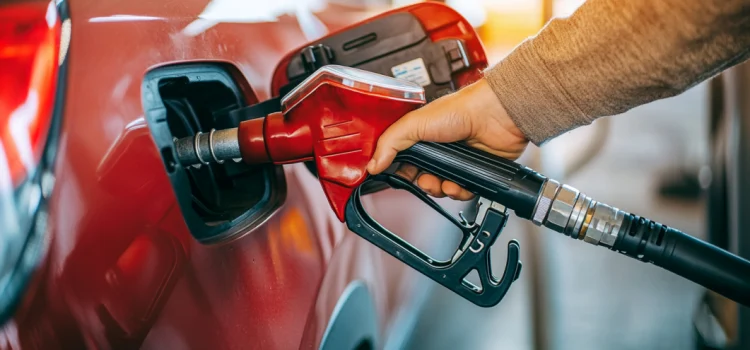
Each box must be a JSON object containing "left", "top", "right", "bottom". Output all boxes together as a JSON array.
[
  {"left": 270, "top": 2, "right": 490, "bottom": 190},
  {"left": 143, "top": 64, "right": 287, "bottom": 245}
]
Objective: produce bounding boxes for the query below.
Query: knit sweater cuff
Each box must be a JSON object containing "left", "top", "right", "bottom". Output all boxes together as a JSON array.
[{"left": 483, "top": 40, "right": 590, "bottom": 145}]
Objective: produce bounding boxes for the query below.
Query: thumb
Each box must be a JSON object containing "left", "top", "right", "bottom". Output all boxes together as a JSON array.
[{"left": 367, "top": 111, "right": 422, "bottom": 174}]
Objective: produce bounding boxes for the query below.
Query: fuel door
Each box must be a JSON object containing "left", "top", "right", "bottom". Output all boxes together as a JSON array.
[{"left": 143, "top": 64, "right": 286, "bottom": 245}]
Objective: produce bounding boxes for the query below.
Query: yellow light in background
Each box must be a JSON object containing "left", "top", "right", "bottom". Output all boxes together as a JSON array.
[
  {"left": 439, "top": 0, "right": 586, "bottom": 62},
  {"left": 366, "top": 0, "right": 588, "bottom": 62},
  {"left": 475, "top": 0, "right": 545, "bottom": 61}
]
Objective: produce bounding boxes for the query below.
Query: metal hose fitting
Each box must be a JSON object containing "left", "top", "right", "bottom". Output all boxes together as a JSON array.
[
  {"left": 174, "top": 128, "right": 242, "bottom": 167},
  {"left": 532, "top": 179, "right": 627, "bottom": 248}
]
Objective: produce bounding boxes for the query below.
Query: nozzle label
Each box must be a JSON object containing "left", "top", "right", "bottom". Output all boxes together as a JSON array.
[{"left": 391, "top": 58, "right": 431, "bottom": 87}]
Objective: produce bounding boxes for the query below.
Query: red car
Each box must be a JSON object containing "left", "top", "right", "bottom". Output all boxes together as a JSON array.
[{"left": 0, "top": 1, "right": 488, "bottom": 348}]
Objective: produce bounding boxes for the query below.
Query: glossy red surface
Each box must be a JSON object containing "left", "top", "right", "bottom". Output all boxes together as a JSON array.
[
  {"left": 1, "top": 1, "right": 486, "bottom": 349},
  {"left": 270, "top": 2, "right": 488, "bottom": 96},
  {"left": 237, "top": 117, "right": 270, "bottom": 164},
  {"left": 238, "top": 82, "right": 423, "bottom": 221},
  {"left": 0, "top": 0, "right": 60, "bottom": 186}
]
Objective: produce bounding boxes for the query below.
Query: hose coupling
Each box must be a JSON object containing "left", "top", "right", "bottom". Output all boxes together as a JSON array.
[{"left": 533, "top": 179, "right": 627, "bottom": 248}]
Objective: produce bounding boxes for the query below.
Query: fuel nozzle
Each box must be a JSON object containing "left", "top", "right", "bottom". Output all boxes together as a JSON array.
[{"left": 171, "top": 65, "right": 425, "bottom": 220}]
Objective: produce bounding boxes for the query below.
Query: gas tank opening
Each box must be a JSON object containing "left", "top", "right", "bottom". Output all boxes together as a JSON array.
[
  {"left": 143, "top": 63, "right": 285, "bottom": 244},
  {"left": 158, "top": 76, "right": 259, "bottom": 222}
]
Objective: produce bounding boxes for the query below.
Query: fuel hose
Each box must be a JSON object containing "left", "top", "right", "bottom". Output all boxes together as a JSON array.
[
  {"left": 173, "top": 130, "right": 750, "bottom": 306},
  {"left": 396, "top": 141, "right": 750, "bottom": 306}
]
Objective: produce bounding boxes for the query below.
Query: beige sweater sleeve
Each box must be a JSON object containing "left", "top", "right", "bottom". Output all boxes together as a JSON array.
[{"left": 484, "top": 0, "right": 750, "bottom": 145}]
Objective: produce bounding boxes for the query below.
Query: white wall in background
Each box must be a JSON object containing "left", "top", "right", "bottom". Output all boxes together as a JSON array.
[{"left": 553, "top": 0, "right": 585, "bottom": 17}]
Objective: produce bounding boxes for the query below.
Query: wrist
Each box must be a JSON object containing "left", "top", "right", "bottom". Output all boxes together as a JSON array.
[{"left": 468, "top": 78, "right": 527, "bottom": 142}]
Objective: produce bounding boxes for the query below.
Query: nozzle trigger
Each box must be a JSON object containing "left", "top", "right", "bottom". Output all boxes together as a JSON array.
[{"left": 344, "top": 173, "right": 522, "bottom": 307}]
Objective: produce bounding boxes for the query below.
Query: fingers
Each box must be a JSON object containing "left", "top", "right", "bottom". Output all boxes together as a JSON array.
[
  {"left": 367, "top": 114, "right": 420, "bottom": 174},
  {"left": 416, "top": 173, "right": 445, "bottom": 198},
  {"left": 394, "top": 164, "right": 474, "bottom": 200},
  {"left": 441, "top": 181, "right": 475, "bottom": 201},
  {"left": 394, "top": 163, "right": 419, "bottom": 182},
  {"left": 366, "top": 81, "right": 500, "bottom": 197},
  {"left": 367, "top": 92, "right": 476, "bottom": 175},
  {"left": 414, "top": 174, "right": 474, "bottom": 201}
]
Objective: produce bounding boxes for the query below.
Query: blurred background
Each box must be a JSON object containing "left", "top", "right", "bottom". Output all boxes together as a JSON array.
[
  {"left": 403, "top": 2, "right": 710, "bottom": 350},
  {"left": 309, "top": 0, "right": 745, "bottom": 349}
]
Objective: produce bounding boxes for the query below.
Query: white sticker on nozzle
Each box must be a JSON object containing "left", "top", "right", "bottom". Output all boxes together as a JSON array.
[{"left": 391, "top": 58, "right": 431, "bottom": 87}]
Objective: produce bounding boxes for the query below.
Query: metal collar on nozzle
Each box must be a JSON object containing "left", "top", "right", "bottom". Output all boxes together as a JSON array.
[{"left": 280, "top": 65, "right": 426, "bottom": 113}]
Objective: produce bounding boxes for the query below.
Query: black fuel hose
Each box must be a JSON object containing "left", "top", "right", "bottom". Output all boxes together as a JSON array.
[
  {"left": 396, "top": 141, "right": 750, "bottom": 307},
  {"left": 613, "top": 215, "right": 750, "bottom": 306}
]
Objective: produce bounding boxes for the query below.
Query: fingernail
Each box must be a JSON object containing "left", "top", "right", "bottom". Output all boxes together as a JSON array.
[{"left": 366, "top": 159, "right": 376, "bottom": 173}]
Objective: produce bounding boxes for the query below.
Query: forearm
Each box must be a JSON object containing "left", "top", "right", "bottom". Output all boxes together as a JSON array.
[{"left": 485, "top": 0, "right": 750, "bottom": 144}]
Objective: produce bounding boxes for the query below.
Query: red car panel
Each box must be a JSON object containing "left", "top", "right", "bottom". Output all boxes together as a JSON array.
[{"left": 0, "top": 1, "right": 485, "bottom": 349}]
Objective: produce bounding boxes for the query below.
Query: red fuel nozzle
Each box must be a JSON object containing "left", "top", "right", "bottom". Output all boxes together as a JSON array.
[{"left": 238, "top": 66, "right": 425, "bottom": 220}]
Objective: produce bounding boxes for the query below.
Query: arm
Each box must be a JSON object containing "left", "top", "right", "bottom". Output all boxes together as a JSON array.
[
  {"left": 368, "top": 0, "right": 750, "bottom": 200},
  {"left": 486, "top": 0, "right": 750, "bottom": 144}
]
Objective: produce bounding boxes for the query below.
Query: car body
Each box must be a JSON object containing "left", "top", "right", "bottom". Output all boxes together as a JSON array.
[{"left": 0, "top": 1, "right": 486, "bottom": 349}]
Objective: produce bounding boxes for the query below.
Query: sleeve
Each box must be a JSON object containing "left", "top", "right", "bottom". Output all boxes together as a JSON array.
[{"left": 483, "top": 0, "right": 750, "bottom": 144}]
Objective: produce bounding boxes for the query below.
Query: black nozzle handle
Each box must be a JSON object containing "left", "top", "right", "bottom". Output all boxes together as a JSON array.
[
  {"left": 394, "top": 142, "right": 546, "bottom": 219},
  {"left": 615, "top": 215, "right": 750, "bottom": 306}
]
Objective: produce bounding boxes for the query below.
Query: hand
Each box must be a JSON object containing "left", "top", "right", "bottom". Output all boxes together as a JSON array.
[{"left": 366, "top": 78, "right": 529, "bottom": 200}]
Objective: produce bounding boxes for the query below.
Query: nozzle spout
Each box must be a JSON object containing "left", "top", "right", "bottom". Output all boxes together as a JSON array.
[{"left": 174, "top": 128, "right": 241, "bottom": 167}]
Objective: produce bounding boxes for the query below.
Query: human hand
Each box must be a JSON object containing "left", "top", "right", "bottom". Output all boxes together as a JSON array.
[{"left": 366, "top": 78, "right": 529, "bottom": 200}]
